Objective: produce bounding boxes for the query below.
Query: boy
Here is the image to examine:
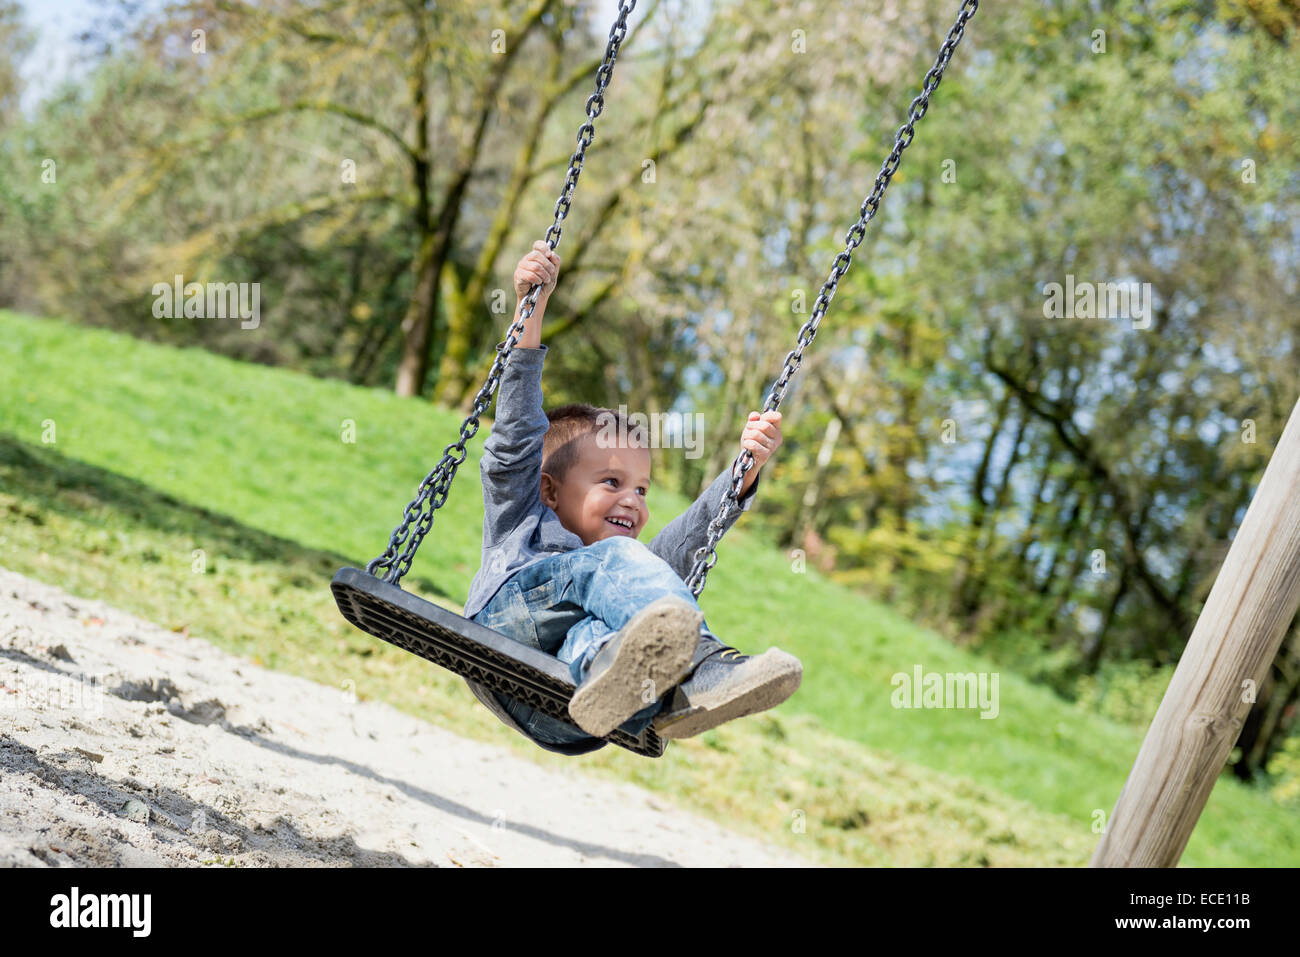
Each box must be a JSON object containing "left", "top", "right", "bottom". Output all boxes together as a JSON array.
[{"left": 462, "top": 241, "right": 802, "bottom": 756}]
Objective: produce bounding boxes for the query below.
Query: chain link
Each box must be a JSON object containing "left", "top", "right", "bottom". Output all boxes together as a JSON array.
[
  {"left": 682, "top": 0, "right": 979, "bottom": 597},
  {"left": 368, "top": 0, "right": 638, "bottom": 584}
]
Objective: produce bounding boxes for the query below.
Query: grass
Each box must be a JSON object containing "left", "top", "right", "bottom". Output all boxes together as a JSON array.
[{"left": 1, "top": 308, "right": 1296, "bottom": 866}]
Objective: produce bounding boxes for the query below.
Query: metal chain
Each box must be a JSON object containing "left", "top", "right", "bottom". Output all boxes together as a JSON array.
[
  {"left": 683, "top": 0, "right": 980, "bottom": 597},
  {"left": 368, "top": 0, "right": 638, "bottom": 584}
]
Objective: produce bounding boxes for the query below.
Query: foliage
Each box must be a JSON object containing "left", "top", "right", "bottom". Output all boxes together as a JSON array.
[
  {"left": 1, "top": 0, "right": 1299, "bottom": 778},
  {"left": 1266, "top": 733, "right": 1300, "bottom": 805}
]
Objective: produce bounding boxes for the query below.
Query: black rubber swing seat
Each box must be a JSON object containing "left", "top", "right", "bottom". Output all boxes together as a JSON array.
[{"left": 330, "top": 567, "right": 666, "bottom": 758}]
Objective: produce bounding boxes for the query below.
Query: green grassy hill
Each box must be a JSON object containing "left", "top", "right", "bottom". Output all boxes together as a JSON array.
[{"left": 2, "top": 309, "right": 1295, "bottom": 866}]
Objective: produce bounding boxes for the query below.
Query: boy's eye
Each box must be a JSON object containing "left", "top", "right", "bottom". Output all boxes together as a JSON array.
[{"left": 603, "top": 478, "right": 647, "bottom": 496}]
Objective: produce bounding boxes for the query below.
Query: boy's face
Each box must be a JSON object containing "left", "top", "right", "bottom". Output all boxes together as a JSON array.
[{"left": 540, "top": 434, "right": 651, "bottom": 546}]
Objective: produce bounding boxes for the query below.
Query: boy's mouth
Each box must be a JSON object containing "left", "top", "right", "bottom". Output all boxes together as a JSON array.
[{"left": 605, "top": 515, "right": 636, "bottom": 534}]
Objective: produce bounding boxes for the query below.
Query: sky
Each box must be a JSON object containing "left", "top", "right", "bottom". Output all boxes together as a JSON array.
[{"left": 15, "top": 0, "right": 108, "bottom": 114}]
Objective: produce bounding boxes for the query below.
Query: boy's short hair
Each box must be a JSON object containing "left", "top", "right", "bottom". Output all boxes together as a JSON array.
[{"left": 542, "top": 403, "right": 648, "bottom": 484}]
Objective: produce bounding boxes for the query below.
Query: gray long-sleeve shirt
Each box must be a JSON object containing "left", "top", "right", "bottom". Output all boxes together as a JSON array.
[{"left": 462, "top": 344, "right": 760, "bottom": 621}]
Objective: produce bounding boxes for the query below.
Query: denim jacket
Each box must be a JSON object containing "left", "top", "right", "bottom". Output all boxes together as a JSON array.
[{"left": 462, "top": 344, "right": 761, "bottom": 743}]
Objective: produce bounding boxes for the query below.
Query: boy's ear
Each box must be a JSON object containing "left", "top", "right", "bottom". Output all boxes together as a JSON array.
[{"left": 539, "top": 471, "right": 558, "bottom": 508}]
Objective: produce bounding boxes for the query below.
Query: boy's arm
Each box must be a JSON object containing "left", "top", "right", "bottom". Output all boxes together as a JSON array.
[
  {"left": 479, "top": 242, "right": 560, "bottom": 546},
  {"left": 479, "top": 345, "right": 549, "bottom": 547},
  {"left": 646, "top": 463, "right": 762, "bottom": 582}
]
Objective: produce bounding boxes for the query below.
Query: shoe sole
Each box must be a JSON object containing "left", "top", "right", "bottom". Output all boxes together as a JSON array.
[
  {"left": 653, "top": 649, "right": 803, "bottom": 740},
  {"left": 567, "top": 597, "right": 702, "bottom": 738}
]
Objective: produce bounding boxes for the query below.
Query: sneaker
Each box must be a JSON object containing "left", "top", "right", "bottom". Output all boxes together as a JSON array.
[
  {"left": 567, "top": 596, "right": 703, "bottom": 738},
  {"left": 651, "top": 636, "right": 802, "bottom": 739}
]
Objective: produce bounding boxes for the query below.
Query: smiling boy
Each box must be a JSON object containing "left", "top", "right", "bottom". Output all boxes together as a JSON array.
[{"left": 462, "top": 242, "right": 802, "bottom": 756}]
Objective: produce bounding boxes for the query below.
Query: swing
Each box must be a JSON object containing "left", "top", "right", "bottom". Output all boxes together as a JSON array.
[{"left": 331, "top": 0, "right": 980, "bottom": 757}]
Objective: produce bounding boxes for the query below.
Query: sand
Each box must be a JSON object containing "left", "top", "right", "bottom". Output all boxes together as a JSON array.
[{"left": 0, "top": 566, "right": 812, "bottom": 867}]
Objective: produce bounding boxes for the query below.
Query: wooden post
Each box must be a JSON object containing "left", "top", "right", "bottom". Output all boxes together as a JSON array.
[{"left": 1091, "top": 394, "right": 1300, "bottom": 867}]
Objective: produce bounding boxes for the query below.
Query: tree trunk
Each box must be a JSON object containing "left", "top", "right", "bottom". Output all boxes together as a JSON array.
[
  {"left": 1083, "top": 563, "right": 1131, "bottom": 674},
  {"left": 395, "top": 233, "right": 440, "bottom": 397},
  {"left": 394, "top": 0, "right": 553, "bottom": 397},
  {"left": 1237, "top": 624, "right": 1300, "bottom": 779},
  {"left": 951, "top": 390, "right": 1012, "bottom": 620}
]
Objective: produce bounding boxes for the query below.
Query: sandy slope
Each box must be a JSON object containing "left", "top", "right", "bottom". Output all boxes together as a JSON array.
[{"left": 0, "top": 567, "right": 811, "bottom": 867}]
